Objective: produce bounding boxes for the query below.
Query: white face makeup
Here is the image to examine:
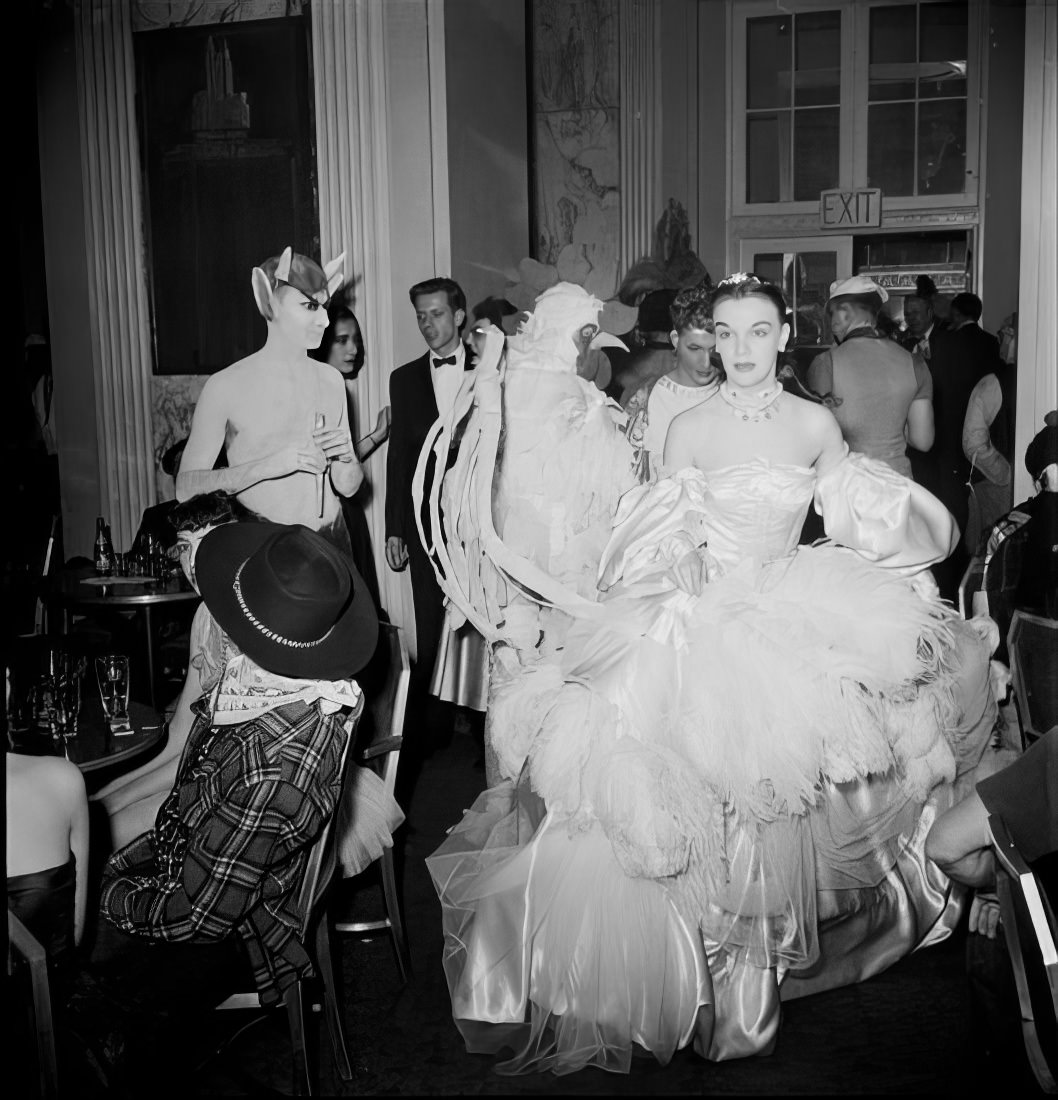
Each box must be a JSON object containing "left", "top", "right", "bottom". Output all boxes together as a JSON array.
[
  {"left": 712, "top": 296, "right": 790, "bottom": 393},
  {"left": 272, "top": 285, "right": 329, "bottom": 350}
]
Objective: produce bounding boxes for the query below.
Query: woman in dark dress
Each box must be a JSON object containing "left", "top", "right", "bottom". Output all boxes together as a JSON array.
[{"left": 312, "top": 299, "right": 389, "bottom": 614}]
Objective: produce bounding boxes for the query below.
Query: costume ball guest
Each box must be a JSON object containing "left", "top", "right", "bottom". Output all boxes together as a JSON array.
[
  {"left": 311, "top": 296, "right": 389, "bottom": 613},
  {"left": 426, "top": 273, "right": 997, "bottom": 1075},
  {"left": 177, "top": 247, "right": 363, "bottom": 555},
  {"left": 623, "top": 279, "right": 719, "bottom": 480},
  {"left": 807, "top": 276, "right": 935, "bottom": 478},
  {"left": 89, "top": 523, "right": 378, "bottom": 1084},
  {"left": 385, "top": 277, "right": 472, "bottom": 768}
]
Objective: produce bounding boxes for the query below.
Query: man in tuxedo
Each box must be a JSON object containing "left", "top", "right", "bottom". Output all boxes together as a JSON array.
[
  {"left": 385, "top": 277, "right": 472, "bottom": 779},
  {"left": 949, "top": 293, "right": 1002, "bottom": 380}
]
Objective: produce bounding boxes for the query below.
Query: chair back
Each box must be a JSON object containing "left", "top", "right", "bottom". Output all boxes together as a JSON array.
[
  {"left": 989, "top": 814, "right": 1058, "bottom": 1093},
  {"left": 294, "top": 701, "right": 363, "bottom": 935},
  {"left": 1007, "top": 610, "right": 1058, "bottom": 747},
  {"left": 357, "top": 623, "right": 410, "bottom": 791},
  {"left": 981, "top": 519, "right": 1032, "bottom": 662}
]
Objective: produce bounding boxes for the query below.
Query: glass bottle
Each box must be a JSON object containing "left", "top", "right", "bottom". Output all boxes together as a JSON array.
[{"left": 94, "top": 517, "right": 113, "bottom": 576}]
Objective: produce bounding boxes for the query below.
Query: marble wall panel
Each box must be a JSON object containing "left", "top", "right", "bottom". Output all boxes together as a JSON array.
[
  {"left": 535, "top": 108, "right": 620, "bottom": 298},
  {"left": 533, "top": 0, "right": 621, "bottom": 297},
  {"left": 533, "top": 0, "right": 618, "bottom": 110},
  {"left": 150, "top": 374, "right": 207, "bottom": 500}
]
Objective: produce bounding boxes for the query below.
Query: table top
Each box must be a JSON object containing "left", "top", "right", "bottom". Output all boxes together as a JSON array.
[
  {"left": 8, "top": 699, "right": 166, "bottom": 773},
  {"left": 51, "top": 568, "right": 201, "bottom": 608}
]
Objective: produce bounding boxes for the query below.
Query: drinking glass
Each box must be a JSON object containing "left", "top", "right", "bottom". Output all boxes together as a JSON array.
[
  {"left": 54, "top": 668, "right": 83, "bottom": 736},
  {"left": 96, "top": 655, "right": 131, "bottom": 732}
]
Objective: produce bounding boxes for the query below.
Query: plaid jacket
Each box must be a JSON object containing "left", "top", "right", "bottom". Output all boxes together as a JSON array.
[{"left": 100, "top": 695, "right": 356, "bottom": 1006}]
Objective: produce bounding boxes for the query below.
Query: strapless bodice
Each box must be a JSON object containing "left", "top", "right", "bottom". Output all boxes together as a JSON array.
[{"left": 699, "top": 461, "right": 816, "bottom": 570}]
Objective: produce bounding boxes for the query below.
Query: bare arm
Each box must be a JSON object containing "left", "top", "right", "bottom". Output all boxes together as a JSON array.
[
  {"left": 906, "top": 397, "right": 935, "bottom": 453},
  {"left": 663, "top": 409, "right": 698, "bottom": 471},
  {"left": 355, "top": 406, "right": 391, "bottom": 462},
  {"left": 66, "top": 766, "right": 90, "bottom": 945},
  {"left": 176, "top": 375, "right": 327, "bottom": 501},
  {"left": 924, "top": 790, "right": 995, "bottom": 888},
  {"left": 812, "top": 406, "right": 847, "bottom": 475}
]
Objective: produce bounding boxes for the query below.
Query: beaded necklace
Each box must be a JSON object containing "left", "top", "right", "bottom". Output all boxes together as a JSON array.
[{"left": 718, "top": 379, "right": 784, "bottom": 422}]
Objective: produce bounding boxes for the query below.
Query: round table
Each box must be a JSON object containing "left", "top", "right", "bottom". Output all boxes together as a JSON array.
[
  {"left": 49, "top": 570, "right": 201, "bottom": 710},
  {"left": 8, "top": 699, "right": 165, "bottom": 773}
]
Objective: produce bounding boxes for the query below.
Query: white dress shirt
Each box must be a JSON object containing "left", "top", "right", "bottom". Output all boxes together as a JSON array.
[{"left": 429, "top": 343, "right": 466, "bottom": 418}]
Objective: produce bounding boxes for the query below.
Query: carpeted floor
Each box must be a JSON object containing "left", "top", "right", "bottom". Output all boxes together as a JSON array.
[{"left": 32, "top": 721, "right": 1043, "bottom": 1096}]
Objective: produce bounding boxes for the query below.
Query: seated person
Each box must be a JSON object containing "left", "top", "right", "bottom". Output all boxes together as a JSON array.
[
  {"left": 87, "top": 523, "right": 378, "bottom": 1081},
  {"left": 971, "top": 412, "right": 1058, "bottom": 650},
  {"left": 6, "top": 750, "right": 89, "bottom": 976},
  {"left": 92, "top": 491, "right": 253, "bottom": 850},
  {"left": 925, "top": 729, "right": 1057, "bottom": 926}
]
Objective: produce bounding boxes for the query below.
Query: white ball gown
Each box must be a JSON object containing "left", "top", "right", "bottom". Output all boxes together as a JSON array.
[{"left": 420, "top": 337, "right": 996, "bottom": 1077}]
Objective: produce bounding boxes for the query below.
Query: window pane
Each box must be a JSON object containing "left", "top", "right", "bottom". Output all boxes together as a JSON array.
[
  {"left": 869, "top": 5, "right": 916, "bottom": 101},
  {"left": 747, "top": 16, "right": 791, "bottom": 110},
  {"left": 918, "top": 98, "right": 967, "bottom": 194},
  {"left": 794, "top": 107, "right": 839, "bottom": 200},
  {"left": 919, "top": 1, "right": 967, "bottom": 99},
  {"left": 751, "top": 253, "right": 785, "bottom": 287},
  {"left": 747, "top": 112, "right": 790, "bottom": 203},
  {"left": 791, "top": 251, "right": 836, "bottom": 345},
  {"left": 794, "top": 10, "right": 841, "bottom": 107},
  {"left": 868, "top": 102, "right": 916, "bottom": 195}
]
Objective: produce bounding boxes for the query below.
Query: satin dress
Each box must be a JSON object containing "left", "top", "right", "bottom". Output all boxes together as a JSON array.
[{"left": 427, "top": 455, "right": 995, "bottom": 1075}]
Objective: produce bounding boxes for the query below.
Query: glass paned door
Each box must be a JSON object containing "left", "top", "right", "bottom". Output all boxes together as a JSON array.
[{"left": 738, "top": 236, "right": 853, "bottom": 347}]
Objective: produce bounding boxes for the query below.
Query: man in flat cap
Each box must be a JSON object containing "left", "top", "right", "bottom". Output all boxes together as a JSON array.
[{"left": 807, "top": 275, "right": 935, "bottom": 480}]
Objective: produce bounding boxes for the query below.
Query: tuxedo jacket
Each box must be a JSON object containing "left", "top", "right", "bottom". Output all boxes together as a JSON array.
[{"left": 385, "top": 351, "right": 473, "bottom": 544}]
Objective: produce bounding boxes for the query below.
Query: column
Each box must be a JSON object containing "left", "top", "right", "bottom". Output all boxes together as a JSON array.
[{"left": 74, "top": 0, "right": 156, "bottom": 552}]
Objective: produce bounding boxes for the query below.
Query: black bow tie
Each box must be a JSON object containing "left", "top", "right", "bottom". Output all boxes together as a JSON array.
[{"left": 432, "top": 355, "right": 456, "bottom": 368}]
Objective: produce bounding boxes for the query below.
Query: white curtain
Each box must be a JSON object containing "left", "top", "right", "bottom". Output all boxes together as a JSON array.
[
  {"left": 1014, "top": 0, "right": 1058, "bottom": 503},
  {"left": 74, "top": 0, "right": 156, "bottom": 552}
]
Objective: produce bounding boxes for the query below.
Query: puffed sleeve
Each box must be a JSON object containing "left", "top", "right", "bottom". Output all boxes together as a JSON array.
[{"left": 815, "top": 452, "right": 958, "bottom": 573}]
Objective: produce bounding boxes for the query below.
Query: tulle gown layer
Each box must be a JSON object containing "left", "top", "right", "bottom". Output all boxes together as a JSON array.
[{"left": 427, "top": 455, "right": 996, "bottom": 1074}]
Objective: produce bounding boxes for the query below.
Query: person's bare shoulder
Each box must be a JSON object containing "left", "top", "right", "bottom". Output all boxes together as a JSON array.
[{"left": 10, "top": 754, "right": 86, "bottom": 803}]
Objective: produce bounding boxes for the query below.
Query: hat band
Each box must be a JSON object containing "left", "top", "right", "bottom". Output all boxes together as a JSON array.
[{"left": 233, "top": 561, "right": 336, "bottom": 649}]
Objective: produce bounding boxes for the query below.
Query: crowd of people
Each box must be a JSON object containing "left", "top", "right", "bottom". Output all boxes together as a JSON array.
[{"left": 7, "top": 245, "right": 1055, "bottom": 1088}]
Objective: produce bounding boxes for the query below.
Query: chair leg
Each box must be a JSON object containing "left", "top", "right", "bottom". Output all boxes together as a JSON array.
[
  {"left": 380, "top": 847, "right": 411, "bottom": 984},
  {"left": 315, "top": 917, "right": 353, "bottom": 1082},
  {"left": 28, "top": 955, "right": 59, "bottom": 1099},
  {"left": 283, "top": 980, "right": 312, "bottom": 1096}
]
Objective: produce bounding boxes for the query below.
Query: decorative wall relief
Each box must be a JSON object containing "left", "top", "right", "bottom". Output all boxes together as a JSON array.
[
  {"left": 532, "top": 0, "right": 621, "bottom": 299},
  {"left": 150, "top": 375, "right": 207, "bottom": 499}
]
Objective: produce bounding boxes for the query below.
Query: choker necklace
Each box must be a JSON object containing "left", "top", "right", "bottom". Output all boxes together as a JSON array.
[{"left": 718, "top": 379, "right": 783, "bottom": 422}]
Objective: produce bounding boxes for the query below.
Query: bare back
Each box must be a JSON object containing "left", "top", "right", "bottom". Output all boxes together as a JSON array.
[{"left": 6, "top": 754, "right": 86, "bottom": 875}]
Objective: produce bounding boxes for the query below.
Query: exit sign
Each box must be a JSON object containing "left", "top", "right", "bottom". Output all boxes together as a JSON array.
[{"left": 819, "top": 188, "right": 882, "bottom": 229}]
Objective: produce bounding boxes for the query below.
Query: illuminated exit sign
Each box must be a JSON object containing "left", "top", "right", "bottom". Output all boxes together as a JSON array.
[{"left": 819, "top": 188, "right": 882, "bottom": 229}]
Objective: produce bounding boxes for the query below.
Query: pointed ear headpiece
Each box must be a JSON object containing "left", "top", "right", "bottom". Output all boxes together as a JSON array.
[{"left": 251, "top": 247, "right": 346, "bottom": 320}]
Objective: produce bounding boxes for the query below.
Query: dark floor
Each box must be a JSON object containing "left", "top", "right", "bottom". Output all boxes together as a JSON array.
[{"left": 29, "top": 722, "right": 1045, "bottom": 1097}]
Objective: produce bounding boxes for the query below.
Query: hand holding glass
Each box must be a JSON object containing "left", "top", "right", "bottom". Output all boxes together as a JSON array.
[{"left": 96, "top": 655, "right": 131, "bottom": 733}]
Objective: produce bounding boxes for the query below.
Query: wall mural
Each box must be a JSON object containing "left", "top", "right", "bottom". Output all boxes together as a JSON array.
[{"left": 532, "top": 0, "right": 620, "bottom": 299}]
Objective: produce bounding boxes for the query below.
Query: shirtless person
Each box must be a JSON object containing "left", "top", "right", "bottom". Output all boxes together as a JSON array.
[{"left": 177, "top": 247, "right": 364, "bottom": 549}]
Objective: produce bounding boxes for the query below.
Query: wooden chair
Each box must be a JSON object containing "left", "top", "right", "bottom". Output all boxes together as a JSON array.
[
  {"left": 1007, "top": 610, "right": 1058, "bottom": 748},
  {"left": 8, "top": 911, "right": 59, "bottom": 1099},
  {"left": 209, "top": 704, "right": 362, "bottom": 1096},
  {"left": 988, "top": 814, "right": 1058, "bottom": 1094},
  {"left": 332, "top": 622, "right": 412, "bottom": 984}
]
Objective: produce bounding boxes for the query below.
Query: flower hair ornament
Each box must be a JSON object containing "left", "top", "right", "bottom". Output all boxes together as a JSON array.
[
  {"left": 718, "top": 272, "right": 757, "bottom": 288},
  {"left": 251, "top": 246, "right": 345, "bottom": 321}
]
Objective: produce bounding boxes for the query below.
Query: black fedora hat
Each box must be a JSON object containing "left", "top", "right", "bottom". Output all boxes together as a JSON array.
[{"left": 196, "top": 523, "right": 378, "bottom": 681}]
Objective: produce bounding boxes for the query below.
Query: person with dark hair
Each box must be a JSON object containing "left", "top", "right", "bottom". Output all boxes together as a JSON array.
[
  {"left": 607, "top": 288, "right": 679, "bottom": 407},
  {"left": 93, "top": 491, "right": 256, "bottom": 847},
  {"left": 310, "top": 297, "right": 388, "bottom": 614},
  {"left": 807, "top": 276, "right": 934, "bottom": 478},
  {"left": 950, "top": 291, "right": 1002, "bottom": 384},
  {"left": 623, "top": 280, "right": 718, "bottom": 479},
  {"left": 427, "top": 271, "right": 996, "bottom": 1073},
  {"left": 386, "top": 276, "right": 472, "bottom": 786},
  {"left": 86, "top": 523, "right": 377, "bottom": 1088},
  {"left": 176, "top": 247, "right": 363, "bottom": 557}
]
